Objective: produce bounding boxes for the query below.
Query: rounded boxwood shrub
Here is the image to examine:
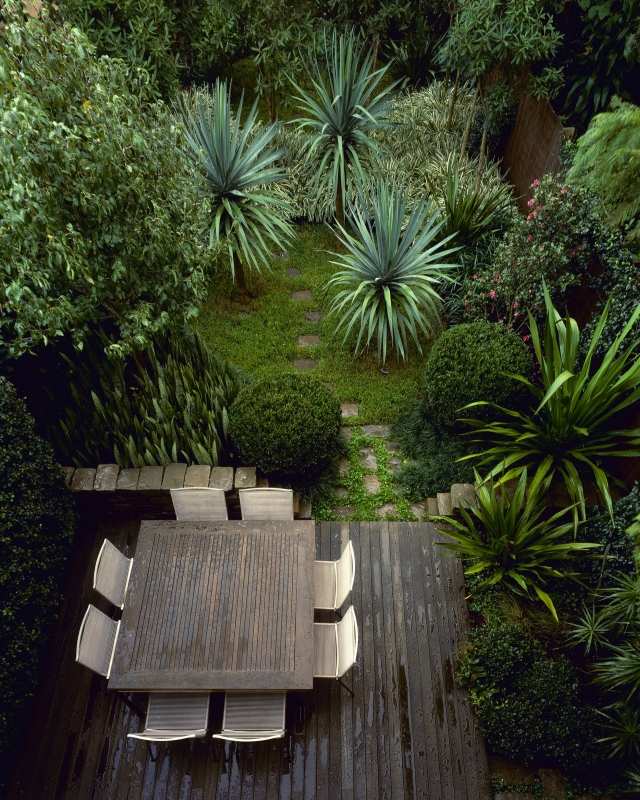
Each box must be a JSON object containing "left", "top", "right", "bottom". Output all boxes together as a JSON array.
[
  {"left": 229, "top": 374, "right": 341, "bottom": 480},
  {"left": 0, "top": 378, "right": 74, "bottom": 771},
  {"left": 422, "top": 321, "right": 531, "bottom": 426}
]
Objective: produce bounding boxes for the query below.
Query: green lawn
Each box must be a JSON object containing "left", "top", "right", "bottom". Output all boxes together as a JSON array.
[{"left": 196, "top": 224, "right": 422, "bottom": 424}]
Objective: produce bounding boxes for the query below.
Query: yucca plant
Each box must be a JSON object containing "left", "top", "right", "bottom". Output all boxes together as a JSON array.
[
  {"left": 433, "top": 469, "right": 598, "bottom": 620},
  {"left": 178, "top": 80, "right": 294, "bottom": 283},
  {"left": 327, "top": 181, "right": 459, "bottom": 363},
  {"left": 462, "top": 285, "right": 640, "bottom": 527},
  {"left": 291, "top": 28, "right": 399, "bottom": 222},
  {"left": 439, "top": 154, "right": 513, "bottom": 246},
  {"left": 597, "top": 704, "right": 640, "bottom": 760}
]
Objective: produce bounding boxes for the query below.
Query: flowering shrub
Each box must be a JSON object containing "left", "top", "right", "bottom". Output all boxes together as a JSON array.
[{"left": 461, "top": 174, "right": 622, "bottom": 332}]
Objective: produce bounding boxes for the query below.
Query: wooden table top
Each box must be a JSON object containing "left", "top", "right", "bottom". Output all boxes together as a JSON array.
[{"left": 108, "top": 520, "right": 316, "bottom": 692}]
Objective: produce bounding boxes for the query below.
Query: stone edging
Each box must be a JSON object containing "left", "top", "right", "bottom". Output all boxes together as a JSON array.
[{"left": 62, "top": 463, "right": 311, "bottom": 519}]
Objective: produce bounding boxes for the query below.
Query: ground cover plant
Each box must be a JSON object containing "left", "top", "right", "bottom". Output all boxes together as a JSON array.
[
  {"left": 0, "top": 3, "right": 213, "bottom": 359},
  {"left": 0, "top": 378, "right": 74, "bottom": 774}
]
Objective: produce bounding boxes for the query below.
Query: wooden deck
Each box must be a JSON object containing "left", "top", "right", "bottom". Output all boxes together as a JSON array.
[{"left": 8, "top": 520, "right": 489, "bottom": 800}]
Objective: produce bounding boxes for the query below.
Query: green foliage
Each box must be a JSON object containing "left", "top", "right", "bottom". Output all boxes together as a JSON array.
[
  {"left": 464, "top": 287, "right": 640, "bottom": 526},
  {"left": 0, "top": 378, "right": 74, "bottom": 765},
  {"left": 48, "top": 332, "right": 241, "bottom": 467},
  {"left": 292, "top": 28, "right": 398, "bottom": 218},
  {"left": 436, "top": 470, "right": 597, "bottom": 619},
  {"left": 461, "top": 174, "right": 625, "bottom": 331},
  {"left": 440, "top": 155, "right": 513, "bottom": 247},
  {"left": 458, "top": 615, "right": 602, "bottom": 767},
  {"left": 0, "top": 4, "right": 213, "bottom": 360},
  {"left": 327, "top": 182, "right": 459, "bottom": 363},
  {"left": 179, "top": 81, "right": 294, "bottom": 282},
  {"left": 558, "top": 0, "right": 640, "bottom": 128},
  {"left": 229, "top": 374, "right": 341, "bottom": 481},
  {"left": 422, "top": 321, "right": 531, "bottom": 427},
  {"left": 568, "top": 100, "right": 640, "bottom": 246},
  {"left": 438, "top": 0, "right": 561, "bottom": 87},
  {"left": 393, "top": 407, "right": 475, "bottom": 500}
]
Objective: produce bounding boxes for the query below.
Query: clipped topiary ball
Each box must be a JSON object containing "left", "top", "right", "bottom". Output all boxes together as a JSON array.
[
  {"left": 229, "top": 374, "right": 341, "bottom": 480},
  {"left": 422, "top": 321, "right": 532, "bottom": 427}
]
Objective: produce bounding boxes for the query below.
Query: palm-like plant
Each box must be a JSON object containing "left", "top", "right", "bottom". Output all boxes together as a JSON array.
[
  {"left": 178, "top": 80, "right": 294, "bottom": 283},
  {"left": 462, "top": 285, "right": 640, "bottom": 527},
  {"left": 327, "top": 182, "right": 459, "bottom": 363},
  {"left": 433, "top": 469, "right": 598, "bottom": 620},
  {"left": 291, "top": 29, "right": 399, "bottom": 222}
]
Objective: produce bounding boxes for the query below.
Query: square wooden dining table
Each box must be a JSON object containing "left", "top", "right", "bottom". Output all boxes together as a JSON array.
[{"left": 108, "top": 519, "right": 316, "bottom": 692}]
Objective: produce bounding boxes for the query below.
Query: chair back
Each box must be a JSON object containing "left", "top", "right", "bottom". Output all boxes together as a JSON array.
[
  {"left": 214, "top": 692, "right": 286, "bottom": 742},
  {"left": 76, "top": 605, "right": 119, "bottom": 678},
  {"left": 170, "top": 487, "right": 228, "bottom": 521},
  {"left": 334, "top": 540, "right": 356, "bottom": 609},
  {"left": 335, "top": 606, "right": 358, "bottom": 678},
  {"left": 239, "top": 488, "right": 294, "bottom": 521},
  {"left": 93, "top": 539, "right": 132, "bottom": 609}
]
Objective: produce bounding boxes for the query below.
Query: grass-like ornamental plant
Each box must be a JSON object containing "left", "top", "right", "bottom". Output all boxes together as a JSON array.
[
  {"left": 462, "top": 285, "right": 640, "bottom": 527},
  {"left": 433, "top": 469, "right": 598, "bottom": 620},
  {"left": 327, "top": 182, "right": 459, "bottom": 363},
  {"left": 179, "top": 80, "right": 294, "bottom": 283},
  {"left": 291, "top": 28, "right": 399, "bottom": 221}
]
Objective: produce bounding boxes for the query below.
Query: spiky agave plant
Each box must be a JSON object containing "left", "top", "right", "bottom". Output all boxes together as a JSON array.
[
  {"left": 291, "top": 28, "right": 399, "bottom": 222},
  {"left": 327, "top": 181, "right": 459, "bottom": 363},
  {"left": 433, "top": 469, "right": 598, "bottom": 620},
  {"left": 178, "top": 80, "right": 294, "bottom": 283},
  {"left": 462, "top": 285, "right": 640, "bottom": 528}
]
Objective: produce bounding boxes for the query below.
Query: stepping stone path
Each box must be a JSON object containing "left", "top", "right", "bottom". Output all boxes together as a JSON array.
[
  {"left": 294, "top": 358, "right": 316, "bottom": 371},
  {"left": 291, "top": 289, "right": 313, "bottom": 302},
  {"left": 361, "top": 424, "right": 392, "bottom": 438},
  {"left": 340, "top": 402, "right": 359, "bottom": 418},
  {"left": 287, "top": 267, "right": 301, "bottom": 277},
  {"left": 364, "top": 475, "right": 381, "bottom": 495},
  {"left": 305, "top": 310, "right": 323, "bottom": 322},
  {"left": 298, "top": 334, "right": 321, "bottom": 347},
  {"left": 338, "top": 458, "right": 350, "bottom": 477},
  {"left": 360, "top": 447, "right": 377, "bottom": 470},
  {"left": 340, "top": 427, "right": 353, "bottom": 441}
]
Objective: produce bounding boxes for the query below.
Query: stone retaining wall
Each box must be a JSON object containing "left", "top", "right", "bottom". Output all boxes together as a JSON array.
[{"left": 62, "top": 463, "right": 311, "bottom": 520}]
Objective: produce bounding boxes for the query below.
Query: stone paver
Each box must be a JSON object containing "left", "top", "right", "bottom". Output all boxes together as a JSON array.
[
  {"left": 340, "top": 427, "right": 353, "bottom": 441},
  {"left": 287, "top": 267, "right": 301, "bottom": 277},
  {"left": 334, "top": 506, "right": 354, "bottom": 517},
  {"left": 388, "top": 456, "right": 402, "bottom": 475},
  {"left": 364, "top": 475, "right": 381, "bottom": 495},
  {"left": 386, "top": 440, "right": 401, "bottom": 453},
  {"left": 335, "top": 487, "right": 349, "bottom": 499},
  {"left": 411, "top": 501, "right": 427, "bottom": 519},
  {"left": 298, "top": 334, "right": 321, "bottom": 347},
  {"left": 378, "top": 503, "right": 396, "bottom": 517},
  {"left": 305, "top": 310, "right": 323, "bottom": 322},
  {"left": 340, "top": 402, "right": 359, "bottom": 418},
  {"left": 362, "top": 424, "right": 392, "bottom": 438},
  {"left": 294, "top": 358, "right": 316, "bottom": 371},
  {"left": 338, "top": 458, "right": 350, "bottom": 477},
  {"left": 360, "top": 447, "right": 377, "bottom": 470},
  {"left": 291, "top": 289, "right": 312, "bottom": 302}
]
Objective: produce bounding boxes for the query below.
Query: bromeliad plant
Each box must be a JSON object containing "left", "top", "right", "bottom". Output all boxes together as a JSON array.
[
  {"left": 327, "top": 181, "right": 459, "bottom": 363},
  {"left": 179, "top": 79, "right": 294, "bottom": 284},
  {"left": 291, "top": 28, "right": 399, "bottom": 222},
  {"left": 462, "top": 285, "right": 640, "bottom": 527},
  {"left": 433, "top": 469, "right": 598, "bottom": 620}
]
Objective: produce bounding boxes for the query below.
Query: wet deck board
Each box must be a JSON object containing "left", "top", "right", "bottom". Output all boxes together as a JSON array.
[{"left": 8, "top": 520, "right": 489, "bottom": 800}]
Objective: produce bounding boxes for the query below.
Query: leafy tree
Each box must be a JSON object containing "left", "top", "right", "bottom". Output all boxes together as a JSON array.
[
  {"left": 292, "top": 29, "right": 399, "bottom": 222},
  {"left": 179, "top": 80, "right": 294, "bottom": 286},
  {"left": 568, "top": 100, "right": 640, "bottom": 247},
  {"left": 0, "top": 3, "right": 213, "bottom": 359}
]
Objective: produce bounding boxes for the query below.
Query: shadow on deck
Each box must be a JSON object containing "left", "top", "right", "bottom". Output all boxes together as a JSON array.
[{"left": 8, "top": 520, "right": 489, "bottom": 800}]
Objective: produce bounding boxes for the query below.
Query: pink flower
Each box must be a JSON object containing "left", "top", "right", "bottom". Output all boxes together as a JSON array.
[
  {"left": 512, "top": 301, "right": 519, "bottom": 309},
  {"left": 488, "top": 290, "right": 497, "bottom": 299},
  {"left": 527, "top": 234, "right": 533, "bottom": 242},
  {"left": 527, "top": 198, "right": 535, "bottom": 208},
  {"left": 560, "top": 186, "right": 569, "bottom": 194},
  {"left": 522, "top": 334, "right": 531, "bottom": 342},
  {"left": 531, "top": 179, "right": 540, "bottom": 189}
]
